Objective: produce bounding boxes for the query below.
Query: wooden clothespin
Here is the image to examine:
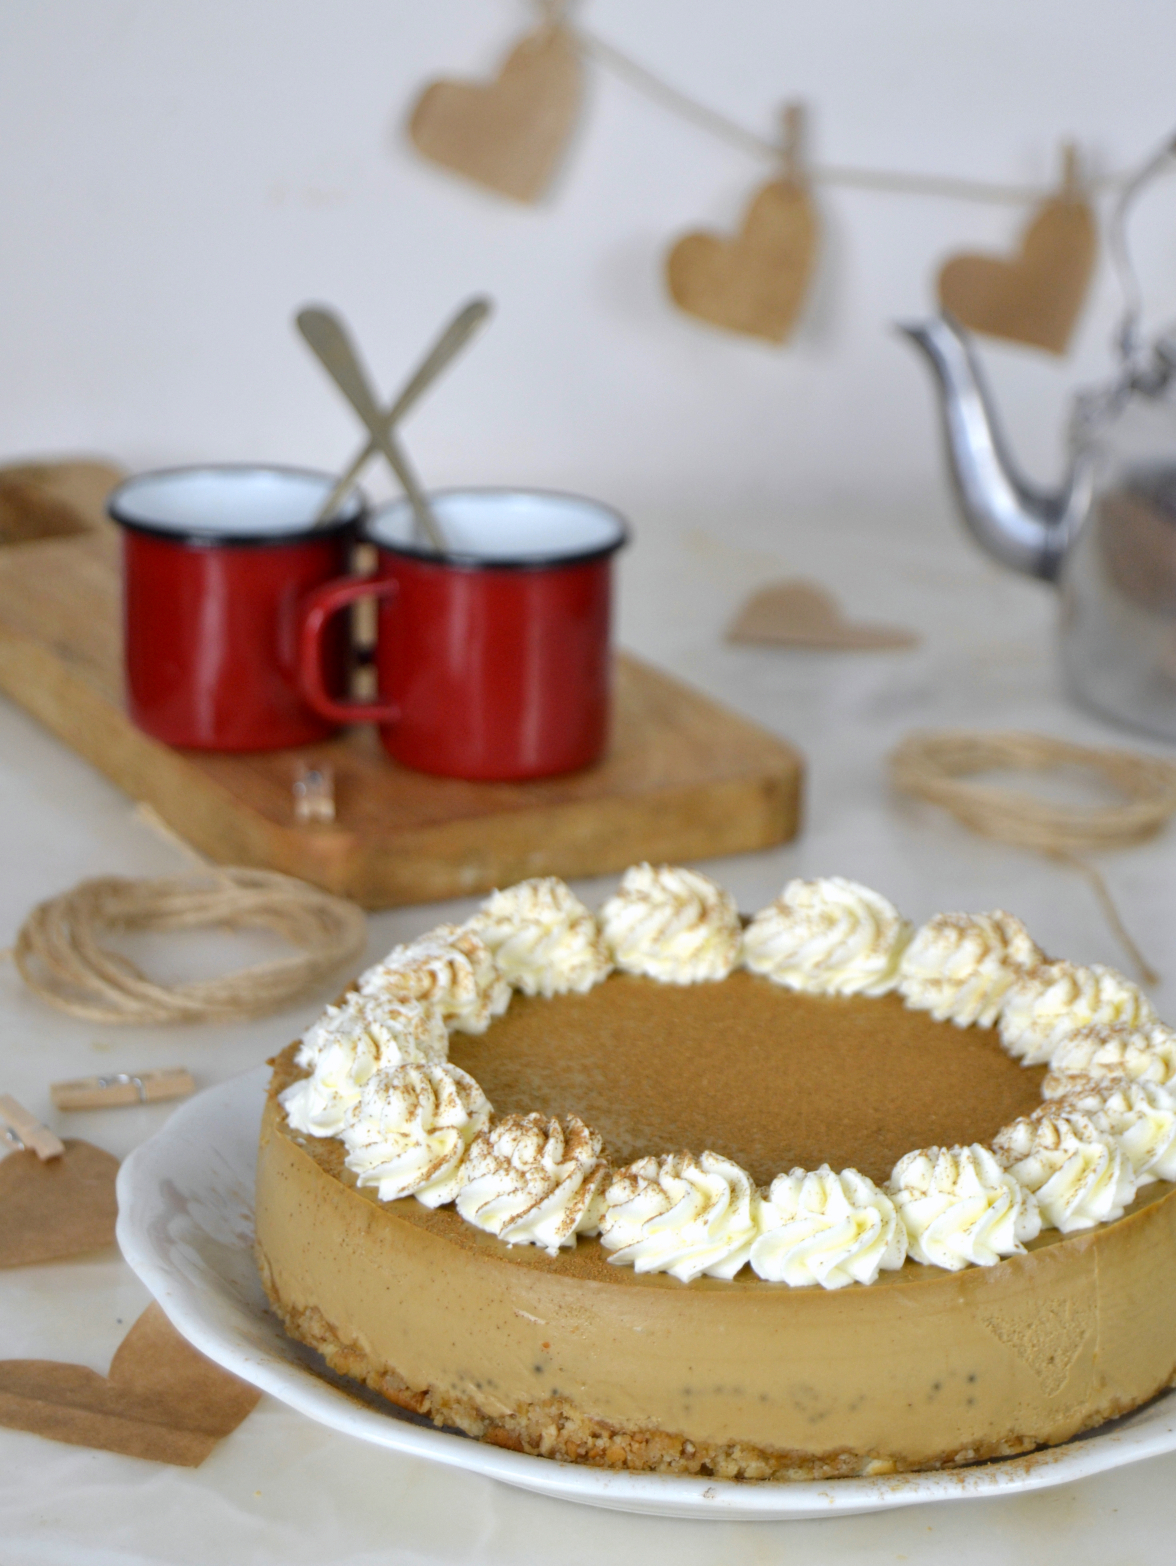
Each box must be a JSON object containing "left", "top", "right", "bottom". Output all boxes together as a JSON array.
[
  {"left": 293, "top": 765, "right": 336, "bottom": 826},
  {"left": 780, "top": 101, "right": 807, "bottom": 187},
  {"left": 0, "top": 1094, "right": 65, "bottom": 1160},
  {"left": 50, "top": 1069, "right": 195, "bottom": 1113}
]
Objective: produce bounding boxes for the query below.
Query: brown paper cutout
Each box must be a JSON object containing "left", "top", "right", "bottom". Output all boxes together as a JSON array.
[
  {"left": 937, "top": 146, "right": 1097, "bottom": 355},
  {"left": 667, "top": 177, "right": 818, "bottom": 344},
  {"left": 727, "top": 579, "right": 919, "bottom": 650},
  {"left": 408, "top": 24, "right": 582, "bottom": 203},
  {"left": 0, "top": 1139, "right": 119, "bottom": 1267},
  {"left": 0, "top": 1303, "right": 261, "bottom": 1466}
]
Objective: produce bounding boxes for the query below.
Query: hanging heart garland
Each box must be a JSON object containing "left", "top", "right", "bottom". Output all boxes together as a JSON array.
[
  {"left": 408, "top": 18, "right": 582, "bottom": 204},
  {"left": 665, "top": 104, "right": 819, "bottom": 344},
  {"left": 937, "top": 144, "right": 1097, "bottom": 355},
  {"left": 401, "top": 17, "right": 1157, "bottom": 354}
]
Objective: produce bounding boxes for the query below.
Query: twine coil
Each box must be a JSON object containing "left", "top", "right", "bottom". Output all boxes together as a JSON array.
[
  {"left": 13, "top": 868, "right": 368, "bottom": 1025},
  {"left": 890, "top": 729, "right": 1176, "bottom": 983}
]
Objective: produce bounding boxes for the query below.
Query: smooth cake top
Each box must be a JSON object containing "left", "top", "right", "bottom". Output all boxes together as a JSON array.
[{"left": 448, "top": 975, "right": 1044, "bottom": 1186}]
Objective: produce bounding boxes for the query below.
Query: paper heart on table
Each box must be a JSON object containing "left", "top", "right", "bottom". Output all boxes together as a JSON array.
[
  {"left": 937, "top": 193, "right": 1097, "bottom": 355},
  {"left": 0, "top": 1139, "right": 119, "bottom": 1268},
  {"left": 408, "top": 24, "right": 582, "bottom": 203},
  {"left": 0, "top": 1303, "right": 260, "bottom": 1465},
  {"left": 666, "top": 177, "right": 818, "bottom": 344},
  {"left": 726, "top": 579, "right": 919, "bottom": 650}
]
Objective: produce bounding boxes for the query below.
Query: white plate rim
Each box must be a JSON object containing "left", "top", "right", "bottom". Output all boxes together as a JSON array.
[{"left": 115, "top": 1066, "right": 1176, "bottom": 1521}]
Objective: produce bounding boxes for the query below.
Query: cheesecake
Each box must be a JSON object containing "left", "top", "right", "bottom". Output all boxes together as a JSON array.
[{"left": 255, "top": 869, "right": 1176, "bottom": 1480}]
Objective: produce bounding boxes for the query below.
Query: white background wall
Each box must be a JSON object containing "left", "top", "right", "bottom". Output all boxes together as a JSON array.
[{"left": 3, "top": 1, "right": 1176, "bottom": 577}]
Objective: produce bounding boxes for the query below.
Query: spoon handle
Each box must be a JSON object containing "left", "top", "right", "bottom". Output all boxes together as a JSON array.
[
  {"left": 296, "top": 307, "right": 448, "bottom": 554},
  {"left": 316, "top": 297, "right": 491, "bottom": 523}
]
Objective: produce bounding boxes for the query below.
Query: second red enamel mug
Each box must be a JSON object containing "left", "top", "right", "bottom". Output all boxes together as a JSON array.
[{"left": 298, "top": 489, "right": 629, "bottom": 780}]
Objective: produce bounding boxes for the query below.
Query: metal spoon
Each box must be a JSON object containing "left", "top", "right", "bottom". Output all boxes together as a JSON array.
[
  {"left": 314, "top": 296, "right": 491, "bottom": 523},
  {"left": 296, "top": 306, "right": 448, "bottom": 553}
]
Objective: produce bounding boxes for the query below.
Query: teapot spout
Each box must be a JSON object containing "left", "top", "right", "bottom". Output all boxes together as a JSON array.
[{"left": 899, "top": 314, "right": 1089, "bottom": 582}]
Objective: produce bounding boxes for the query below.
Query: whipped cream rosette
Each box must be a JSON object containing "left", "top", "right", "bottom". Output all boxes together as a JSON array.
[
  {"left": 466, "top": 878, "right": 612, "bottom": 998},
  {"left": 888, "top": 1144, "right": 1040, "bottom": 1269},
  {"left": 599, "top": 864, "right": 742, "bottom": 983},
  {"left": 898, "top": 911, "right": 1041, "bottom": 1027},
  {"left": 358, "top": 923, "right": 510, "bottom": 1034},
  {"left": 750, "top": 1166, "right": 906, "bottom": 1288},
  {"left": 296, "top": 988, "right": 448, "bottom": 1071},
  {"left": 1045, "top": 1077, "right": 1176, "bottom": 1185},
  {"left": 992, "top": 1109, "right": 1136, "bottom": 1232},
  {"left": 598, "top": 1150, "right": 763, "bottom": 1281},
  {"left": 282, "top": 996, "right": 449, "bottom": 1138},
  {"left": 743, "top": 877, "right": 911, "bottom": 997},
  {"left": 999, "top": 961, "right": 1156, "bottom": 1067},
  {"left": 1043, "top": 1020, "right": 1176, "bottom": 1096},
  {"left": 341, "top": 1062, "right": 491, "bottom": 1205},
  {"left": 455, "top": 1113, "right": 609, "bottom": 1254}
]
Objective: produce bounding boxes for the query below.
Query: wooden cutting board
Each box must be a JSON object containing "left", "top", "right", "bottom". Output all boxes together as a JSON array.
[{"left": 0, "top": 462, "right": 802, "bottom": 907}]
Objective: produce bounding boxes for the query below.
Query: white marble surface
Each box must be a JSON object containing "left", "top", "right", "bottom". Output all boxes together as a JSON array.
[{"left": 3, "top": 492, "right": 1176, "bottom": 1563}]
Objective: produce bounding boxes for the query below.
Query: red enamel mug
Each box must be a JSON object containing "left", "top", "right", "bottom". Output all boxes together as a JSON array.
[
  {"left": 108, "top": 465, "right": 362, "bottom": 751},
  {"left": 298, "top": 489, "right": 629, "bottom": 780}
]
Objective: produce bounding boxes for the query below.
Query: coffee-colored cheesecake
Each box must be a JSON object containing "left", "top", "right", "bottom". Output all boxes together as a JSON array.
[{"left": 256, "top": 870, "right": 1176, "bottom": 1480}]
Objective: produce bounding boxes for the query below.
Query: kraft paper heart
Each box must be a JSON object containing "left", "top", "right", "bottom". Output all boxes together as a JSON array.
[
  {"left": 0, "top": 1139, "right": 119, "bottom": 1267},
  {"left": 666, "top": 178, "right": 818, "bottom": 344},
  {"left": 726, "top": 579, "right": 918, "bottom": 650},
  {"left": 0, "top": 1303, "right": 261, "bottom": 1465},
  {"left": 937, "top": 194, "right": 1097, "bottom": 356},
  {"left": 408, "top": 24, "right": 581, "bottom": 203}
]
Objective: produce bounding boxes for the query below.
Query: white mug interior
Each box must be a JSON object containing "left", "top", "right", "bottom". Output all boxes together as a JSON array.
[
  {"left": 109, "top": 466, "right": 363, "bottom": 541},
  {"left": 366, "top": 489, "right": 628, "bottom": 566}
]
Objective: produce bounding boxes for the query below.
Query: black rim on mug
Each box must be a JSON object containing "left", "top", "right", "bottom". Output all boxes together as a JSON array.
[
  {"left": 107, "top": 464, "right": 366, "bottom": 549},
  {"left": 364, "top": 487, "right": 630, "bottom": 572}
]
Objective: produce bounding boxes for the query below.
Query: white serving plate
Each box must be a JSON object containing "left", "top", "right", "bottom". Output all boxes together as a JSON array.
[{"left": 116, "top": 1067, "right": 1176, "bottom": 1521}]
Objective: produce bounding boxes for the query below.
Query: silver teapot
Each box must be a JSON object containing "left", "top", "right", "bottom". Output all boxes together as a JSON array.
[{"left": 903, "top": 311, "right": 1176, "bottom": 741}]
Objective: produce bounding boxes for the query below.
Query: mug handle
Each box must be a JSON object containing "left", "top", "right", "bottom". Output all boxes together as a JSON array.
[{"left": 298, "top": 575, "right": 401, "bottom": 726}]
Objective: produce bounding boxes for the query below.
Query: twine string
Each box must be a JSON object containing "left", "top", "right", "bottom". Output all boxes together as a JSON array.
[
  {"left": 1051, "top": 850, "right": 1159, "bottom": 987},
  {"left": 563, "top": 14, "right": 1166, "bottom": 207},
  {"left": 12, "top": 869, "right": 367, "bottom": 1025},
  {"left": 1107, "top": 128, "right": 1176, "bottom": 365},
  {"left": 890, "top": 729, "right": 1176, "bottom": 984},
  {"left": 779, "top": 101, "right": 805, "bottom": 184}
]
